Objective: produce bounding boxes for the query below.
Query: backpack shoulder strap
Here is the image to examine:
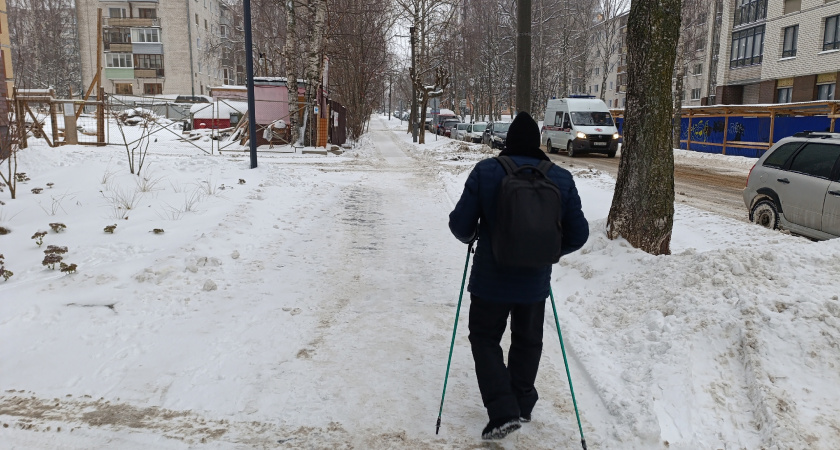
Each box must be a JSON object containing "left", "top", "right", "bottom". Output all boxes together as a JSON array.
[
  {"left": 495, "top": 156, "right": 517, "bottom": 175},
  {"left": 535, "top": 160, "right": 555, "bottom": 177}
]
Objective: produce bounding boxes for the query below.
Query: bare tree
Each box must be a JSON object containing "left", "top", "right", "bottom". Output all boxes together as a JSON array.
[
  {"left": 672, "top": 0, "right": 710, "bottom": 146},
  {"left": 326, "top": 0, "right": 394, "bottom": 139},
  {"left": 416, "top": 66, "right": 450, "bottom": 144},
  {"left": 8, "top": 0, "right": 81, "bottom": 97},
  {"left": 284, "top": 0, "right": 299, "bottom": 145},
  {"left": 606, "top": 0, "right": 681, "bottom": 255},
  {"left": 592, "top": 0, "right": 629, "bottom": 101}
]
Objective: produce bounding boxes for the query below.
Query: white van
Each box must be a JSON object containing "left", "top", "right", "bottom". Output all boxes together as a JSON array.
[{"left": 540, "top": 97, "right": 620, "bottom": 157}]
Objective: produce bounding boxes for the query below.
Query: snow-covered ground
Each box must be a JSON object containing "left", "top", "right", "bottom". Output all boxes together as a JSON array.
[{"left": 2, "top": 114, "right": 839, "bottom": 449}]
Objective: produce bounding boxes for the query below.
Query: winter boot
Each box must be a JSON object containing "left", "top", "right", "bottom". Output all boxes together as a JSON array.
[{"left": 481, "top": 416, "right": 521, "bottom": 440}]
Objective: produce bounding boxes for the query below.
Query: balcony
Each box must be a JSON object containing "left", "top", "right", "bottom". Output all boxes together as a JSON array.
[
  {"left": 103, "top": 17, "right": 160, "bottom": 27},
  {"left": 105, "top": 43, "right": 132, "bottom": 52},
  {"left": 134, "top": 68, "right": 164, "bottom": 78}
]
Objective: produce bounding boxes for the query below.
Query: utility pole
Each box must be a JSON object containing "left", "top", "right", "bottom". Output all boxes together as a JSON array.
[
  {"left": 410, "top": 26, "right": 418, "bottom": 142},
  {"left": 515, "top": 0, "right": 531, "bottom": 115},
  {"left": 243, "top": 0, "right": 258, "bottom": 168},
  {"left": 388, "top": 73, "right": 392, "bottom": 120}
]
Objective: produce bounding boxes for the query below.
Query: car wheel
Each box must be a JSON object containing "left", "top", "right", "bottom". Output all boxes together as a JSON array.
[
  {"left": 567, "top": 141, "right": 575, "bottom": 157},
  {"left": 607, "top": 148, "right": 616, "bottom": 158},
  {"left": 751, "top": 199, "right": 779, "bottom": 230},
  {"left": 547, "top": 139, "right": 556, "bottom": 154}
]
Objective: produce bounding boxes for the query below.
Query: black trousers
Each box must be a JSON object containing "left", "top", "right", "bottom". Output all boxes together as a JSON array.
[{"left": 468, "top": 294, "right": 545, "bottom": 420}]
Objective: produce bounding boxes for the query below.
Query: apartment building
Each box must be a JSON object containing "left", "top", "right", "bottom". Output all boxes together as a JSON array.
[
  {"left": 76, "top": 0, "right": 228, "bottom": 96},
  {"left": 0, "top": 0, "right": 14, "bottom": 95},
  {"left": 585, "top": 4, "right": 719, "bottom": 109},
  {"left": 715, "top": 0, "right": 840, "bottom": 104}
]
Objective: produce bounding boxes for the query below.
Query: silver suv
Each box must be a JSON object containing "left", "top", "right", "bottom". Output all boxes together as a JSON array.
[{"left": 743, "top": 131, "right": 840, "bottom": 240}]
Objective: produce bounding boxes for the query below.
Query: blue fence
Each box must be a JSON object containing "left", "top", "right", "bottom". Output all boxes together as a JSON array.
[{"left": 613, "top": 114, "right": 835, "bottom": 159}]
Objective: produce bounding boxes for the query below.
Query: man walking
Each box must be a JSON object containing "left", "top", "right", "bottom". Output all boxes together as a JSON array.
[{"left": 449, "top": 111, "right": 589, "bottom": 439}]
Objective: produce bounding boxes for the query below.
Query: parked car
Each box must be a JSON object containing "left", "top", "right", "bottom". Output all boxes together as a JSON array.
[
  {"left": 743, "top": 131, "right": 840, "bottom": 240},
  {"left": 432, "top": 109, "right": 459, "bottom": 134},
  {"left": 452, "top": 123, "right": 471, "bottom": 141},
  {"left": 482, "top": 122, "right": 496, "bottom": 146},
  {"left": 489, "top": 122, "right": 512, "bottom": 149},
  {"left": 424, "top": 117, "right": 433, "bottom": 130},
  {"left": 467, "top": 122, "right": 487, "bottom": 143},
  {"left": 439, "top": 119, "right": 461, "bottom": 137},
  {"left": 540, "top": 96, "right": 620, "bottom": 157}
]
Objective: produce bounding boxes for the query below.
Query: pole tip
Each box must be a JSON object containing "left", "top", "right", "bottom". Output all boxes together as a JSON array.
[
  {"left": 581, "top": 439, "right": 587, "bottom": 450},
  {"left": 435, "top": 417, "right": 441, "bottom": 435}
]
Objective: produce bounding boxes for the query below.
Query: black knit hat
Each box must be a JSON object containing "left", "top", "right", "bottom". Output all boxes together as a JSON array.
[
  {"left": 505, "top": 112, "right": 541, "bottom": 152},
  {"left": 498, "top": 112, "right": 549, "bottom": 161}
]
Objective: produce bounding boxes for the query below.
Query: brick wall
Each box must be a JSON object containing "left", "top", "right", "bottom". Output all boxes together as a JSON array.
[
  {"left": 758, "top": 80, "right": 776, "bottom": 103},
  {"left": 792, "top": 75, "right": 817, "bottom": 102},
  {"left": 717, "top": 85, "right": 744, "bottom": 105}
]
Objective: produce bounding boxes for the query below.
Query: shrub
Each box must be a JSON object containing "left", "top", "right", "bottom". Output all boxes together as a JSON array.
[
  {"left": 31, "top": 231, "right": 47, "bottom": 246},
  {"left": 42, "top": 253, "right": 62, "bottom": 270},
  {"left": 104, "top": 224, "right": 117, "bottom": 233},
  {"left": 59, "top": 262, "right": 77, "bottom": 274},
  {"left": 49, "top": 223, "right": 67, "bottom": 233}
]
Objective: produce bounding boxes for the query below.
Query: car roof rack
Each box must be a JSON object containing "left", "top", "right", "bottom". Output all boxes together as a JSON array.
[{"left": 792, "top": 131, "right": 840, "bottom": 139}]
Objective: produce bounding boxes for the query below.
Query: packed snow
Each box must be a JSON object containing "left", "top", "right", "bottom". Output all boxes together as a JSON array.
[{"left": 1, "top": 115, "right": 839, "bottom": 449}]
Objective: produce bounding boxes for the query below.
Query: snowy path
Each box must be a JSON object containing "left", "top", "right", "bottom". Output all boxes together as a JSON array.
[{"left": 4, "top": 117, "right": 840, "bottom": 449}]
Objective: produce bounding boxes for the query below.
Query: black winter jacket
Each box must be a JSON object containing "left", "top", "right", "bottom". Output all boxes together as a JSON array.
[{"left": 448, "top": 155, "right": 589, "bottom": 303}]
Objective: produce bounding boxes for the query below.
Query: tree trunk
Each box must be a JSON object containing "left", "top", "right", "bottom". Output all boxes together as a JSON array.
[
  {"left": 606, "top": 0, "right": 681, "bottom": 256},
  {"left": 284, "top": 0, "right": 298, "bottom": 145},
  {"left": 673, "top": 46, "right": 685, "bottom": 149},
  {"left": 303, "top": 0, "right": 327, "bottom": 147}
]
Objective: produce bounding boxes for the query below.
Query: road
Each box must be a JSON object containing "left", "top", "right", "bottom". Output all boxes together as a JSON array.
[{"left": 544, "top": 148, "right": 751, "bottom": 222}]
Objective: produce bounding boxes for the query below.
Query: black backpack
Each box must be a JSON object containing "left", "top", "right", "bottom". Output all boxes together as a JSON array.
[{"left": 491, "top": 156, "right": 563, "bottom": 268}]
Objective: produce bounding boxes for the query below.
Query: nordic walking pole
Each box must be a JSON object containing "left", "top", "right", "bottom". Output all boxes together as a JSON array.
[
  {"left": 436, "top": 241, "right": 473, "bottom": 435},
  {"left": 549, "top": 286, "right": 587, "bottom": 450}
]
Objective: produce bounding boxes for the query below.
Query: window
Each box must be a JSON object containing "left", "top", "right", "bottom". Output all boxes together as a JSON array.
[
  {"left": 817, "top": 83, "right": 836, "bottom": 100},
  {"left": 594, "top": 84, "right": 599, "bottom": 93},
  {"left": 784, "top": 0, "right": 801, "bottom": 14},
  {"left": 138, "top": 8, "right": 156, "bottom": 18},
  {"left": 693, "top": 63, "right": 703, "bottom": 75},
  {"left": 730, "top": 25, "right": 765, "bottom": 68},
  {"left": 144, "top": 83, "right": 162, "bottom": 95},
  {"left": 196, "top": 13, "right": 199, "bottom": 25},
  {"left": 825, "top": 15, "right": 840, "bottom": 51},
  {"left": 205, "top": 19, "right": 208, "bottom": 30},
  {"left": 115, "top": 83, "right": 133, "bottom": 95},
  {"left": 608, "top": 99, "right": 613, "bottom": 107},
  {"left": 691, "top": 88, "right": 702, "bottom": 100},
  {"left": 782, "top": 25, "right": 798, "bottom": 57},
  {"left": 777, "top": 87, "right": 792, "bottom": 103},
  {"left": 134, "top": 54, "right": 163, "bottom": 70},
  {"left": 221, "top": 24, "right": 228, "bottom": 37},
  {"left": 554, "top": 111, "right": 562, "bottom": 126},
  {"left": 109, "top": 8, "right": 126, "bottom": 18},
  {"left": 104, "top": 28, "right": 131, "bottom": 45},
  {"left": 131, "top": 28, "right": 160, "bottom": 43},
  {"left": 788, "top": 144, "right": 840, "bottom": 179},
  {"left": 595, "top": 67, "right": 600, "bottom": 75},
  {"left": 107, "top": 53, "right": 133, "bottom": 68},
  {"left": 610, "top": 81, "right": 613, "bottom": 90},
  {"left": 763, "top": 142, "right": 801, "bottom": 168},
  {"left": 734, "top": 0, "right": 767, "bottom": 27},
  {"left": 695, "top": 38, "right": 705, "bottom": 52}
]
